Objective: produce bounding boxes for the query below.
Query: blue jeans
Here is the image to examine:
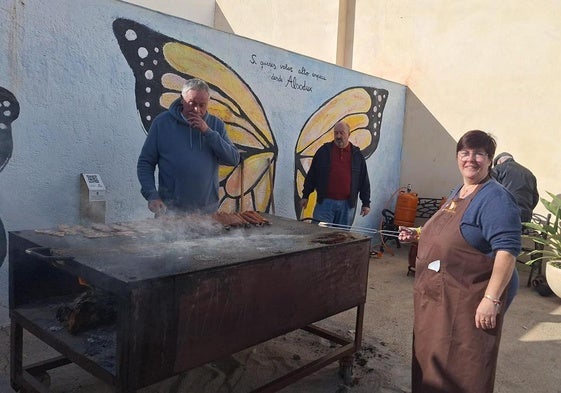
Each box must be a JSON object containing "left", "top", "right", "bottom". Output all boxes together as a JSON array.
[{"left": 313, "top": 198, "right": 356, "bottom": 226}]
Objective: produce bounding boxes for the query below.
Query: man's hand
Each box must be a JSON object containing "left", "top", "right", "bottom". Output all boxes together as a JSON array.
[
  {"left": 360, "top": 206, "right": 370, "bottom": 216},
  {"left": 148, "top": 199, "right": 167, "bottom": 216},
  {"left": 300, "top": 198, "right": 308, "bottom": 209},
  {"left": 186, "top": 113, "right": 209, "bottom": 132},
  {"left": 398, "top": 226, "right": 420, "bottom": 243}
]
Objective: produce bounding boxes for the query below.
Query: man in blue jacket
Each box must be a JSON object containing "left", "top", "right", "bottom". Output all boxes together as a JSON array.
[
  {"left": 300, "top": 121, "right": 371, "bottom": 226},
  {"left": 137, "top": 78, "right": 240, "bottom": 215}
]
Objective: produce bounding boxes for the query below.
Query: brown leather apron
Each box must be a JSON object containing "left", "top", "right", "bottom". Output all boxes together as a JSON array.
[{"left": 412, "top": 184, "right": 505, "bottom": 393}]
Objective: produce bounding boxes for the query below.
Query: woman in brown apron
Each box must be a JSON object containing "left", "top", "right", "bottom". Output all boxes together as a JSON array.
[{"left": 400, "top": 130, "right": 521, "bottom": 393}]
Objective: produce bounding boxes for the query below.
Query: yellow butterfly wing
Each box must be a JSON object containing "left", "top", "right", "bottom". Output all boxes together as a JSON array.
[
  {"left": 113, "top": 18, "right": 278, "bottom": 213},
  {"left": 294, "top": 86, "right": 388, "bottom": 219}
]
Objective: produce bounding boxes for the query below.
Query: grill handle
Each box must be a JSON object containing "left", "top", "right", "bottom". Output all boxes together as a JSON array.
[{"left": 25, "top": 247, "right": 75, "bottom": 261}]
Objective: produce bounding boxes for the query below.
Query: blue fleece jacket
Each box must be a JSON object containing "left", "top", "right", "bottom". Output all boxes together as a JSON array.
[
  {"left": 137, "top": 98, "right": 240, "bottom": 213},
  {"left": 449, "top": 179, "right": 521, "bottom": 257}
]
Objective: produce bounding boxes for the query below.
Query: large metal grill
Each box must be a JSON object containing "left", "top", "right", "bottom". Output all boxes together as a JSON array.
[{"left": 9, "top": 214, "right": 371, "bottom": 392}]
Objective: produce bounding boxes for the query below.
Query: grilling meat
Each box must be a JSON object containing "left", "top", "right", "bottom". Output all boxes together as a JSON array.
[
  {"left": 35, "top": 212, "right": 272, "bottom": 239},
  {"left": 312, "top": 232, "right": 356, "bottom": 244},
  {"left": 242, "top": 211, "right": 270, "bottom": 225}
]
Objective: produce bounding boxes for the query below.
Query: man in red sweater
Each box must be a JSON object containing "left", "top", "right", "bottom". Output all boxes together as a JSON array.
[{"left": 300, "top": 121, "right": 371, "bottom": 226}]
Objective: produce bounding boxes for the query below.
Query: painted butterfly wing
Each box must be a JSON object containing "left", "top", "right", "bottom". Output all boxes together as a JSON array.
[
  {"left": 113, "top": 18, "right": 278, "bottom": 212},
  {"left": 0, "top": 87, "right": 19, "bottom": 172},
  {"left": 0, "top": 86, "right": 19, "bottom": 265},
  {"left": 294, "top": 86, "right": 389, "bottom": 219}
]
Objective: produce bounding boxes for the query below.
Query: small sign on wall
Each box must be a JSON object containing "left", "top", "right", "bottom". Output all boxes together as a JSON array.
[
  {"left": 81, "top": 173, "right": 106, "bottom": 202},
  {"left": 80, "top": 173, "right": 106, "bottom": 223}
]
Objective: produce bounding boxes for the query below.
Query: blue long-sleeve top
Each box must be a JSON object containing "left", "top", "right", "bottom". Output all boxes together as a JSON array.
[
  {"left": 137, "top": 98, "right": 240, "bottom": 213},
  {"left": 449, "top": 179, "right": 521, "bottom": 257}
]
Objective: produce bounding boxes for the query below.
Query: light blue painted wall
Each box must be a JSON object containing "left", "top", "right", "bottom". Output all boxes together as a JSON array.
[{"left": 0, "top": 0, "right": 405, "bottom": 324}]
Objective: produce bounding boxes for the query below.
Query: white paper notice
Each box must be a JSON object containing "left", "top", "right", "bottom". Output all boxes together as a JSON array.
[{"left": 428, "top": 260, "right": 441, "bottom": 272}]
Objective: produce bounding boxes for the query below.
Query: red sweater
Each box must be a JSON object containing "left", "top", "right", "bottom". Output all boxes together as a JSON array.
[{"left": 327, "top": 144, "right": 351, "bottom": 200}]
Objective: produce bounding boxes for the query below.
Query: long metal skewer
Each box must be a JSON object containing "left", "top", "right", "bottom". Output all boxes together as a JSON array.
[{"left": 318, "top": 222, "right": 401, "bottom": 237}]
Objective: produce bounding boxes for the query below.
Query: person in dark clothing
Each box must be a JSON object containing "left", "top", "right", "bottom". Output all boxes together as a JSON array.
[
  {"left": 137, "top": 79, "right": 240, "bottom": 215},
  {"left": 492, "top": 152, "right": 539, "bottom": 223},
  {"left": 492, "top": 152, "right": 539, "bottom": 310},
  {"left": 300, "top": 121, "right": 371, "bottom": 226}
]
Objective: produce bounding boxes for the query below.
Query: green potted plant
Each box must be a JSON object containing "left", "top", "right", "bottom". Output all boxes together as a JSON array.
[{"left": 522, "top": 191, "right": 561, "bottom": 298}]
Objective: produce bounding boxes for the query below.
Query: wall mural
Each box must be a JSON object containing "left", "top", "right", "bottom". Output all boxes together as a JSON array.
[
  {"left": 112, "top": 18, "right": 388, "bottom": 220},
  {"left": 0, "top": 87, "right": 20, "bottom": 266},
  {"left": 294, "top": 86, "right": 387, "bottom": 219},
  {"left": 113, "top": 18, "right": 278, "bottom": 214}
]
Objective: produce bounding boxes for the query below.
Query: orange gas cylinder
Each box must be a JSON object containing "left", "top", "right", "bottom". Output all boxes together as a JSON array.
[{"left": 394, "top": 189, "right": 419, "bottom": 227}]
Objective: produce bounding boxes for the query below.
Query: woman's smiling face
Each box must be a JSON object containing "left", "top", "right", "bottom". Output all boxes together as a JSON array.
[
  {"left": 455, "top": 130, "right": 496, "bottom": 184},
  {"left": 457, "top": 148, "right": 491, "bottom": 183}
]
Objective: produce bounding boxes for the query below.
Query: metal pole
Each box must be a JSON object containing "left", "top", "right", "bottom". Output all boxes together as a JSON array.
[
  {"left": 239, "top": 157, "right": 244, "bottom": 213},
  {"left": 267, "top": 157, "right": 275, "bottom": 214}
]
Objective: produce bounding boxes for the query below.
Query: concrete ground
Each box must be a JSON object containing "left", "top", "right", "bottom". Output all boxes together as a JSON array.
[{"left": 1, "top": 245, "right": 560, "bottom": 392}]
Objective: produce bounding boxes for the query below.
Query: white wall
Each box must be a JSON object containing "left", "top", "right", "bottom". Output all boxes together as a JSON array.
[
  {"left": 0, "top": 0, "right": 406, "bottom": 323},
  {"left": 214, "top": 0, "right": 341, "bottom": 64},
  {"left": 121, "top": 0, "right": 215, "bottom": 25},
  {"left": 352, "top": 1, "right": 561, "bottom": 201},
  {"left": 208, "top": 0, "right": 560, "bottom": 209},
  {"left": 0, "top": 0, "right": 149, "bottom": 230}
]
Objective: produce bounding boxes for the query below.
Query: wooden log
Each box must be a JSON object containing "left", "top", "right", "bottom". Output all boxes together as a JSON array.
[{"left": 56, "top": 288, "right": 117, "bottom": 334}]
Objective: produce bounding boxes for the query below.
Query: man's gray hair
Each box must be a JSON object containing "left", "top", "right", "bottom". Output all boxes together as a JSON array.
[
  {"left": 493, "top": 152, "right": 514, "bottom": 167},
  {"left": 181, "top": 78, "right": 210, "bottom": 95}
]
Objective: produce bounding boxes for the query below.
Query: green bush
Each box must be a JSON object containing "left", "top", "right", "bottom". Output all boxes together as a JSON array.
[{"left": 522, "top": 192, "right": 561, "bottom": 266}]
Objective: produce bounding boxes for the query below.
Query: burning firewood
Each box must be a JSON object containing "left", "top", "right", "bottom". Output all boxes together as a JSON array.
[{"left": 56, "top": 288, "right": 117, "bottom": 334}]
